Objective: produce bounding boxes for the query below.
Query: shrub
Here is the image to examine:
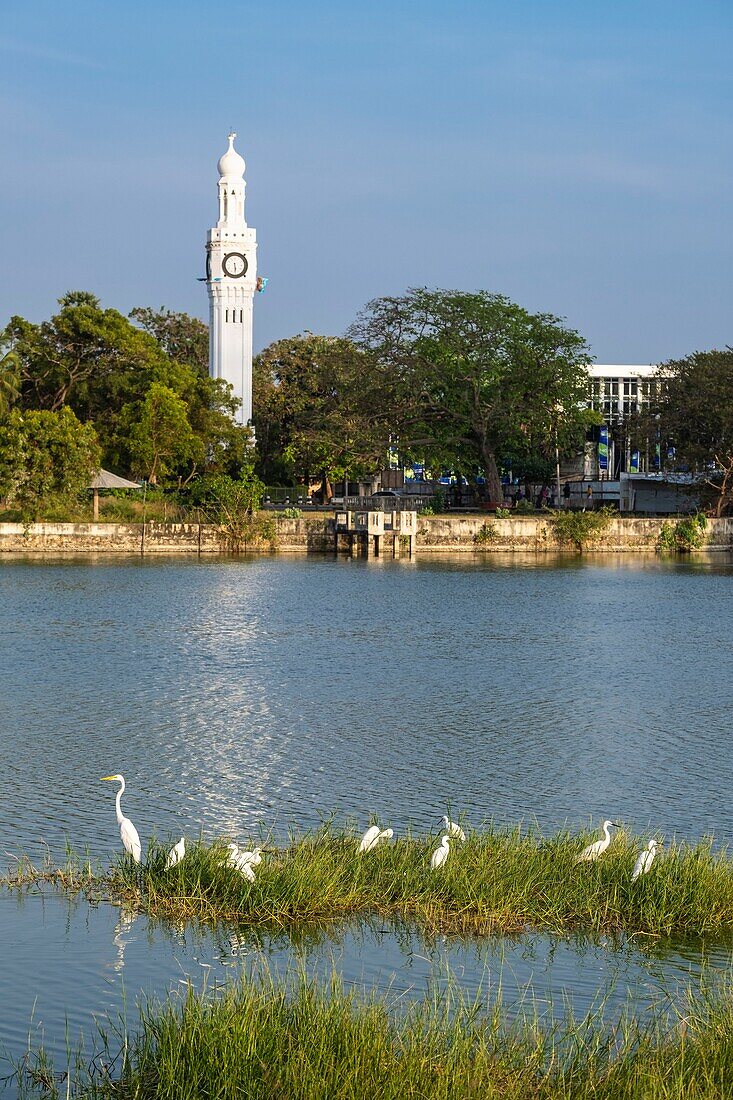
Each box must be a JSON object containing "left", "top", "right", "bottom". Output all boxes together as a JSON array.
[
  {"left": 279, "top": 507, "right": 302, "bottom": 519},
  {"left": 658, "top": 513, "right": 708, "bottom": 553},
  {"left": 548, "top": 506, "right": 615, "bottom": 550},
  {"left": 474, "top": 521, "right": 497, "bottom": 545}
]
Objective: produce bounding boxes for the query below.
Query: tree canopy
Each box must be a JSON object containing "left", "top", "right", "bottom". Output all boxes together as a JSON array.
[
  {"left": 253, "top": 334, "right": 395, "bottom": 498},
  {"left": 652, "top": 348, "right": 733, "bottom": 515},
  {"left": 350, "top": 288, "right": 594, "bottom": 500},
  {"left": 2, "top": 293, "right": 253, "bottom": 489},
  {"left": 0, "top": 406, "right": 100, "bottom": 517}
]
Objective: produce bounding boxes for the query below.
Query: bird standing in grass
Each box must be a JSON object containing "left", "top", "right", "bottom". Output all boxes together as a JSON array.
[
  {"left": 359, "top": 825, "right": 393, "bottom": 852},
  {"left": 575, "top": 820, "right": 619, "bottom": 864},
  {"left": 632, "top": 839, "right": 661, "bottom": 881},
  {"left": 225, "top": 844, "right": 257, "bottom": 881},
  {"left": 101, "top": 775, "right": 142, "bottom": 863},
  {"left": 165, "top": 837, "right": 186, "bottom": 870},
  {"left": 430, "top": 835, "right": 451, "bottom": 870},
  {"left": 236, "top": 847, "right": 263, "bottom": 867},
  {"left": 442, "top": 816, "right": 466, "bottom": 842}
]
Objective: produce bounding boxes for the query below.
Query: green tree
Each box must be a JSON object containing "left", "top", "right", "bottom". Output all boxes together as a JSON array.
[
  {"left": 0, "top": 406, "right": 100, "bottom": 516},
  {"left": 3, "top": 293, "right": 252, "bottom": 483},
  {"left": 130, "top": 306, "right": 209, "bottom": 375},
  {"left": 0, "top": 343, "right": 20, "bottom": 419},
  {"left": 254, "top": 334, "right": 394, "bottom": 499},
  {"left": 350, "top": 289, "right": 593, "bottom": 501},
  {"left": 651, "top": 348, "right": 733, "bottom": 516},
  {"left": 121, "top": 382, "right": 198, "bottom": 485}
]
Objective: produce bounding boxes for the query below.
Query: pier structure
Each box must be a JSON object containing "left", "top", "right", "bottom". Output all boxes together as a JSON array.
[{"left": 334, "top": 511, "right": 417, "bottom": 558}]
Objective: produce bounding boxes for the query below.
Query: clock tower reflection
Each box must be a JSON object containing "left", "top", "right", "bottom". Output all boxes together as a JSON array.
[{"left": 205, "top": 133, "right": 257, "bottom": 427}]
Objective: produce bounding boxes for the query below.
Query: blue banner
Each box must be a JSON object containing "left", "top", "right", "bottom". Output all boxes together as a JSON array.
[
  {"left": 629, "top": 450, "right": 640, "bottom": 473},
  {"left": 598, "top": 426, "right": 609, "bottom": 471}
]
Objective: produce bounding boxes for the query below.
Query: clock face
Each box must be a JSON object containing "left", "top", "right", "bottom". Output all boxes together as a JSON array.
[
  {"left": 222, "top": 252, "right": 248, "bottom": 278},
  {"left": 206, "top": 252, "right": 212, "bottom": 280}
]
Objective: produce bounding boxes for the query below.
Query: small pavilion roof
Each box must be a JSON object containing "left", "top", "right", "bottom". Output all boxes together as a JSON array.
[{"left": 88, "top": 468, "right": 142, "bottom": 490}]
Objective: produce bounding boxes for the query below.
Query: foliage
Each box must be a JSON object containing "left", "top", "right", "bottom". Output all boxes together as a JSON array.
[
  {"left": 651, "top": 348, "right": 733, "bottom": 516},
  {"left": 279, "top": 507, "right": 302, "bottom": 518},
  {"left": 658, "top": 513, "right": 708, "bottom": 553},
  {"left": 98, "top": 826, "right": 733, "bottom": 938},
  {"left": 190, "top": 472, "right": 276, "bottom": 551},
  {"left": 3, "top": 292, "right": 252, "bottom": 488},
  {"left": 474, "top": 521, "right": 497, "bottom": 545},
  {"left": 0, "top": 342, "right": 20, "bottom": 419},
  {"left": 495, "top": 507, "right": 511, "bottom": 518},
  {"left": 549, "top": 506, "right": 614, "bottom": 550},
  {"left": 254, "top": 333, "right": 394, "bottom": 498},
  {"left": 130, "top": 305, "right": 209, "bottom": 375},
  {"left": 351, "top": 288, "right": 594, "bottom": 502},
  {"left": 120, "top": 382, "right": 198, "bottom": 484},
  {"left": 0, "top": 406, "right": 100, "bottom": 519},
  {"left": 514, "top": 498, "right": 535, "bottom": 514}
]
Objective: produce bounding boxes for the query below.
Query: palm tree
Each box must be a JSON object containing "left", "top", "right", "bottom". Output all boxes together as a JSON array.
[{"left": 0, "top": 345, "right": 20, "bottom": 418}]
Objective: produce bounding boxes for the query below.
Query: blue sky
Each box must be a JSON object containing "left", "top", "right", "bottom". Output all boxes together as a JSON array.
[{"left": 1, "top": 0, "right": 731, "bottom": 361}]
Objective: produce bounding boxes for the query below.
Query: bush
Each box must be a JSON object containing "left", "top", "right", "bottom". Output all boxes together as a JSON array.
[
  {"left": 514, "top": 498, "right": 535, "bottom": 514},
  {"left": 658, "top": 513, "right": 708, "bottom": 553},
  {"left": 474, "top": 522, "right": 497, "bottom": 545},
  {"left": 279, "top": 507, "right": 302, "bottom": 519},
  {"left": 548, "top": 506, "right": 615, "bottom": 550}
]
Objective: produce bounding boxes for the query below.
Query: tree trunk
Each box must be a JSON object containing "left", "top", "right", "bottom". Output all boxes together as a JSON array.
[
  {"left": 320, "top": 472, "right": 333, "bottom": 503},
  {"left": 480, "top": 447, "right": 503, "bottom": 502}
]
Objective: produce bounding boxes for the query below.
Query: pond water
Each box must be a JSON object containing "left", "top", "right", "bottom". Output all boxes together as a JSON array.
[{"left": 1, "top": 552, "right": 732, "bottom": 1087}]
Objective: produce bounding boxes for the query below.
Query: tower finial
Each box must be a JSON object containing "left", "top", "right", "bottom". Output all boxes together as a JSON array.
[{"left": 228, "top": 131, "right": 237, "bottom": 144}]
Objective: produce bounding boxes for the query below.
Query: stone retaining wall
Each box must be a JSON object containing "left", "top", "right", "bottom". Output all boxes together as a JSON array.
[
  {"left": 0, "top": 515, "right": 731, "bottom": 554},
  {"left": 420, "top": 514, "right": 733, "bottom": 552}
]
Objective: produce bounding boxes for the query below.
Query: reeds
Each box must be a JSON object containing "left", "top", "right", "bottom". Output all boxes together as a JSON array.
[
  {"left": 112, "top": 825, "right": 733, "bottom": 938},
  {"left": 13, "top": 972, "right": 733, "bottom": 1098}
]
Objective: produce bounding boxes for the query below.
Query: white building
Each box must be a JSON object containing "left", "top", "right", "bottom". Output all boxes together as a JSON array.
[
  {"left": 588, "top": 363, "right": 659, "bottom": 424},
  {"left": 205, "top": 133, "right": 257, "bottom": 426},
  {"left": 586, "top": 363, "right": 661, "bottom": 475}
]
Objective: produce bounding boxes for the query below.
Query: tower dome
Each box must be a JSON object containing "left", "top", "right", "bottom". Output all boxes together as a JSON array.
[{"left": 218, "top": 132, "right": 245, "bottom": 180}]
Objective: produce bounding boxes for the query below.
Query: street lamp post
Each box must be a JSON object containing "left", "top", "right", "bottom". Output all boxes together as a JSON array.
[{"left": 554, "top": 403, "right": 564, "bottom": 507}]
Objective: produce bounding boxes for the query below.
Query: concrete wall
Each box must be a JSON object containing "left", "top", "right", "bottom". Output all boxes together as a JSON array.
[
  {"left": 419, "top": 515, "right": 733, "bottom": 552},
  {"left": 1, "top": 515, "right": 732, "bottom": 554}
]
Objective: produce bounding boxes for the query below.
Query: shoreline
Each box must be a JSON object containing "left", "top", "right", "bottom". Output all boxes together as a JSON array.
[{"left": 1, "top": 514, "right": 732, "bottom": 554}]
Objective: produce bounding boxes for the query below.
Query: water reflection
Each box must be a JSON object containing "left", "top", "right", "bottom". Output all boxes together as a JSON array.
[{"left": 1, "top": 890, "right": 731, "bottom": 1088}]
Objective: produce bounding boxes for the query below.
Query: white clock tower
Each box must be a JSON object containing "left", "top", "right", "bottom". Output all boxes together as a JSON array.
[{"left": 206, "top": 133, "right": 257, "bottom": 426}]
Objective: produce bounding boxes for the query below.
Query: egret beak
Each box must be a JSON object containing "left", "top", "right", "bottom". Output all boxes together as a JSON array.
[{"left": 100, "top": 776, "right": 117, "bottom": 781}]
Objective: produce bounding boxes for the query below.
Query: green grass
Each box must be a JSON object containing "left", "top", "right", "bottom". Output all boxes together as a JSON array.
[
  {"left": 5, "top": 826, "right": 733, "bottom": 938},
  {"left": 12, "top": 973, "right": 733, "bottom": 1098},
  {"left": 103, "top": 825, "right": 733, "bottom": 938}
]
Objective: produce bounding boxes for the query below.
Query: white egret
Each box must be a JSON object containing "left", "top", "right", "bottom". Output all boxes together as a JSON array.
[
  {"left": 225, "top": 843, "right": 257, "bottom": 881},
  {"left": 361, "top": 826, "right": 394, "bottom": 852},
  {"left": 430, "top": 835, "right": 451, "bottom": 870},
  {"left": 632, "top": 839, "right": 661, "bottom": 882},
  {"left": 236, "top": 846, "right": 263, "bottom": 867},
  {"left": 442, "top": 816, "right": 466, "bottom": 842},
  {"left": 359, "top": 825, "right": 382, "bottom": 852},
  {"left": 575, "top": 820, "right": 619, "bottom": 864},
  {"left": 165, "top": 837, "right": 186, "bottom": 870},
  {"left": 101, "top": 775, "right": 142, "bottom": 863}
]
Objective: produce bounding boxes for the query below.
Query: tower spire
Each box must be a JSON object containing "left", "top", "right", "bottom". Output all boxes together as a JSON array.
[{"left": 205, "top": 134, "right": 258, "bottom": 428}]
